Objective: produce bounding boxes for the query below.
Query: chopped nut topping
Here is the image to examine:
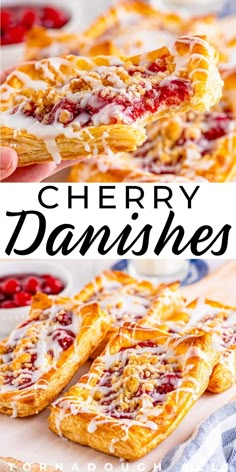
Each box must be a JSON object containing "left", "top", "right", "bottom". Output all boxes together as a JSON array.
[{"left": 58, "top": 109, "right": 73, "bottom": 124}]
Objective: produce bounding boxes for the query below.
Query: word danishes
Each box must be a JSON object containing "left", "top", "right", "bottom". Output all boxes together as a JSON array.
[{"left": 5, "top": 210, "right": 230, "bottom": 257}]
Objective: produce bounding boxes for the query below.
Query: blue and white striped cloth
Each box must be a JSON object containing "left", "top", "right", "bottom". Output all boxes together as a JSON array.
[{"left": 161, "top": 401, "right": 236, "bottom": 472}]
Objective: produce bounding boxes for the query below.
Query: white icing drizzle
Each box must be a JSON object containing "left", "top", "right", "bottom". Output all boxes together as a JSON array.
[
  {"left": 72, "top": 76, "right": 235, "bottom": 184},
  {"left": 11, "top": 401, "right": 18, "bottom": 418},
  {"left": 1, "top": 35, "right": 220, "bottom": 163},
  {"left": 0, "top": 298, "right": 82, "bottom": 401},
  {"left": 53, "top": 333, "right": 206, "bottom": 449},
  {"left": 172, "top": 298, "right": 236, "bottom": 376},
  {"left": 82, "top": 274, "right": 159, "bottom": 326}
]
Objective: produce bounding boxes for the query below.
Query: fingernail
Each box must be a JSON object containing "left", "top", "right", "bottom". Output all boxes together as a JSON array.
[{"left": 0, "top": 151, "right": 14, "bottom": 169}]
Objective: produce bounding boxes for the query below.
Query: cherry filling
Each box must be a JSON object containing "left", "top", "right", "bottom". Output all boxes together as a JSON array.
[
  {"left": 52, "top": 328, "right": 75, "bottom": 351},
  {"left": 3, "top": 352, "right": 38, "bottom": 390},
  {"left": 21, "top": 74, "right": 191, "bottom": 128},
  {"left": 202, "top": 113, "right": 233, "bottom": 141},
  {"left": 54, "top": 310, "right": 73, "bottom": 326},
  {"left": 181, "top": 111, "right": 234, "bottom": 154},
  {"left": 134, "top": 109, "right": 235, "bottom": 173},
  {"left": 147, "top": 61, "right": 168, "bottom": 74},
  {"left": 95, "top": 341, "right": 182, "bottom": 420}
]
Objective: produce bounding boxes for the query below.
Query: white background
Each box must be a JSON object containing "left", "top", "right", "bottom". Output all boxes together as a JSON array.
[{"left": 0, "top": 183, "right": 234, "bottom": 259}]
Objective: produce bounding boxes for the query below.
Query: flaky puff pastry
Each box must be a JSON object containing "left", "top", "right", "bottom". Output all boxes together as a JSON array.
[
  {"left": 49, "top": 325, "right": 218, "bottom": 461},
  {"left": 191, "top": 15, "right": 236, "bottom": 72},
  {"left": 25, "top": 26, "right": 85, "bottom": 62},
  {"left": 146, "top": 298, "right": 236, "bottom": 394},
  {"left": 25, "top": 1, "right": 219, "bottom": 61},
  {"left": 69, "top": 69, "right": 236, "bottom": 183},
  {"left": 24, "top": 1, "right": 190, "bottom": 60},
  {"left": 184, "top": 299, "right": 236, "bottom": 394},
  {"left": 74, "top": 270, "right": 185, "bottom": 358},
  {"left": 0, "top": 36, "right": 222, "bottom": 166},
  {"left": 0, "top": 293, "right": 110, "bottom": 417}
]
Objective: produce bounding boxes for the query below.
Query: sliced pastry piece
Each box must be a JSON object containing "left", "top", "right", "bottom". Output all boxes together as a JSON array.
[
  {"left": 24, "top": 1, "right": 189, "bottom": 60},
  {"left": 184, "top": 298, "right": 236, "bottom": 394},
  {"left": 69, "top": 69, "right": 236, "bottom": 183},
  {"left": 0, "top": 293, "right": 110, "bottom": 417},
  {"left": 74, "top": 270, "right": 184, "bottom": 358},
  {"left": 148, "top": 298, "right": 236, "bottom": 394},
  {"left": 25, "top": 26, "right": 85, "bottom": 61},
  {"left": 49, "top": 325, "right": 218, "bottom": 460},
  {"left": 0, "top": 35, "right": 222, "bottom": 166}
]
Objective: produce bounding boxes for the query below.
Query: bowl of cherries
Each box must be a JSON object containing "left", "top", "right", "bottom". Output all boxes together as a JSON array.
[
  {"left": 0, "top": 260, "right": 73, "bottom": 336},
  {"left": 0, "top": 0, "right": 73, "bottom": 69}
]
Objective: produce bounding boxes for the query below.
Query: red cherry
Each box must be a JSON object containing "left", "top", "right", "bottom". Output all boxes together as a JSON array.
[
  {"left": 30, "top": 353, "right": 37, "bottom": 365},
  {"left": 42, "top": 7, "right": 68, "bottom": 28},
  {"left": 1, "top": 9, "right": 12, "bottom": 30},
  {"left": 52, "top": 329, "right": 75, "bottom": 351},
  {"left": 42, "top": 277, "right": 64, "bottom": 295},
  {"left": 1, "top": 300, "right": 18, "bottom": 309},
  {"left": 1, "top": 278, "right": 21, "bottom": 296},
  {"left": 148, "top": 61, "right": 167, "bottom": 73},
  {"left": 3, "top": 25, "right": 26, "bottom": 44},
  {"left": 203, "top": 116, "right": 229, "bottom": 141},
  {"left": 3, "top": 374, "right": 14, "bottom": 385},
  {"left": 58, "top": 335, "right": 74, "bottom": 350},
  {"left": 21, "top": 8, "right": 37, "bottom": 29},
  {"left": 42, "top": 274, "right": 54, "bottom": 280},
  {"left": 24, "top": 277, "right": 40, "bottom": 294},
  {"left": 14, "top": 291, "right": 32, "bottom": 307},
  {"left": 157, "top": 383, "right": 175, "bottom": 395}
]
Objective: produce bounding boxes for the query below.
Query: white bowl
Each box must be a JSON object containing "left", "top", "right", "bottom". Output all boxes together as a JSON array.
[
  {"left": 1, "top": 0, "right": 80, "bottom": 70},
  {"left": 0, "top": 260, "right": 73, "bottom": 338}
]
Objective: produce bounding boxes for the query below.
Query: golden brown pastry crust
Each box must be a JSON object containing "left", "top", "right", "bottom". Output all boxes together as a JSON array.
[
  {"left": 74, "top": 270, "right": 184, "bottom": 358},
  {"left": 186, "top": 299, "right": 236, "bottom": 394},
  {"left": 191, "top": 15, "right": 236, "bottom": 72},
  {"left": 151, "top": 298, "right": 236, "bottom": 394},
  {"left": 25, "top": 2, "right": 220, "bottom": 62},
  {"left": 1, "top": 36, "right": 222, "bottom": 166},
  {"left": 0, "top": 293, "right": 110, "bottom": 417},
  {"left": 81, "top": 0, "right": 189, "bottom": 57},
  {"left": 49, "top": 325, "right": 218, "bottom": 460},
  {"left": 69, "top": 70, "right": 236, "bottom": 183},
  {"left": 25, "top": 25, "right": 85, "bottom": 61},
  {"left": 24, "top": 1, "right": 189, "bottom": 60}
]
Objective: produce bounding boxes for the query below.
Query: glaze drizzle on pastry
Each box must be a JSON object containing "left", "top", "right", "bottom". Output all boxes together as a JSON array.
[
  {"left": 75, "top": 270, "right": 184, "bottom": 358},
  {"left": 0, "top": 35, "right": 222, "bottom": 164},
  {"left": 49, "top": 327, "right": 217, "bottom": 460},
  {"left": 0, "top": 302, "right": 81, "bottom": 393},
  {"left": 69, "top": 71, "right": 236, "bottom": 183},
  {"left": 0, "top": 294, "right": 110, "bottom": 417}
]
